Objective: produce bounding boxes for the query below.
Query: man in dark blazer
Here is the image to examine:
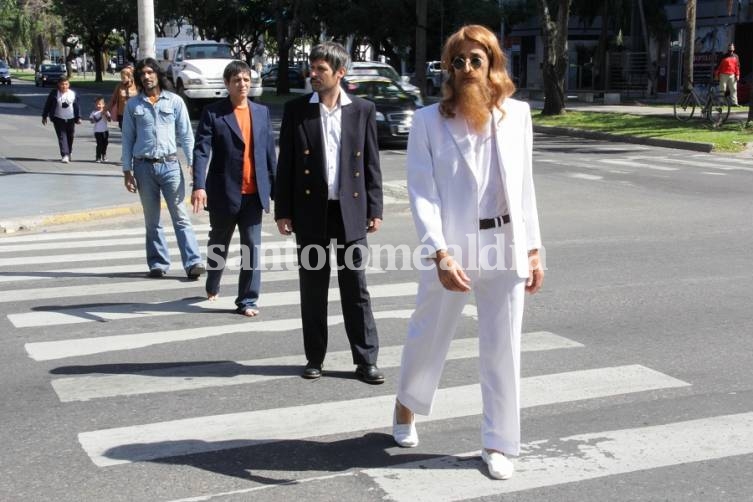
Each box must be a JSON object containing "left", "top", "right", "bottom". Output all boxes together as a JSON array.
[
  {"left": 191, "top": 61, "right": 276, "bottom": 316},
  {"left": 275, "top": 42, "right": 385, "bottom": 384}
]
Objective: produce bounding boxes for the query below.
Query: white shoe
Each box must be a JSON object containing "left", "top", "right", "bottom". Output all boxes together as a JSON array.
[
  {"left": 392, "top": 407, "right": 419, "bottom": 448},
  {"left": 61, "top": 155, "right": 69, "bottom": 163},
  {"left": 482, "top": 449, "right": 514, "bottom": 480}
]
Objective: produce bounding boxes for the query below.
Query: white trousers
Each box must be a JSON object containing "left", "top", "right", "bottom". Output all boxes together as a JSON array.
[
  {"left": 719, "top": 73, "right": 738, "bottom": 105},
  {"left": 396, "top": 224, "right": 526, "bottom": 455}
]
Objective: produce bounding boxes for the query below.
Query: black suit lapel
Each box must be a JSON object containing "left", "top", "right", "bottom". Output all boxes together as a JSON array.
[{"left": 302, "top": 101, "right": 326, "bottom": 175}]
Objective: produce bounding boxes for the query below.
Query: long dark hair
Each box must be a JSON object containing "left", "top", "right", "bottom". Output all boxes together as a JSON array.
[{"left": 134, "top": 58, "right": 172, "bottom": 91}]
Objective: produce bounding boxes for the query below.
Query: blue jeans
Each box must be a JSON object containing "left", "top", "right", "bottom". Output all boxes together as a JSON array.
[{"left": 133, "top": 159, "right": 202, "bottom": 272}]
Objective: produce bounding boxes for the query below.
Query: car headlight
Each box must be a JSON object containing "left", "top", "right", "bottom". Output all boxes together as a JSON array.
[
  {"left": 375, "top": 111, "right": 386, "bottom": 122},
  {"left": 188, "top": 78, "right": 202, "bottom": 85}
]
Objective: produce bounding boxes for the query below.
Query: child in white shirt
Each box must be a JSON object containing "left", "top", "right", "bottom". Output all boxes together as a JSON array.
[{"left": 89, "top": 96, "right": 111, "bottom": 162}]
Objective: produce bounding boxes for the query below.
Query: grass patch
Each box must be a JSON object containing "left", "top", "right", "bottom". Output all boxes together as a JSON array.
[
  {"left": 0, "top": 92, "right": 21, "bottom": 103},
  {"left": 532, "top": 110, "right": 753, "bottom": 153}
]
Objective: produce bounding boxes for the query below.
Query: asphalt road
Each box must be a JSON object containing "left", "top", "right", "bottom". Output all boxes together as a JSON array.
[{"left": 2, "top": 94, "right": 753, "bottom": 500}]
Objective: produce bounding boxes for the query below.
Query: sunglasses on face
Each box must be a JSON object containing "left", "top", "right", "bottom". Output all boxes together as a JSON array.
[{"left": 451, "top": 55, "right": 484, "bottom": 71}]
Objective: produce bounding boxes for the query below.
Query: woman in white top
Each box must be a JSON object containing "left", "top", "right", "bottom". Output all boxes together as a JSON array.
[{"left": 42, "top": 76, "right": 81, "bottom": 163}]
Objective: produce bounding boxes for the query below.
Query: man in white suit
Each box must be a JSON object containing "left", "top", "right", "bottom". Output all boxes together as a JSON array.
[{"left": 392, "top": 25, "right": 544, "bottom": 481}]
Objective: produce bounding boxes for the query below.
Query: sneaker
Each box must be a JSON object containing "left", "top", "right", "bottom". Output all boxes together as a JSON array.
[
  {"left": 61, "top": 155, "right": 69, "bottom": 163},
  {"left": 95, "top": 157, "right": 101, "bottom": 163},
  {"left": 481, "top": 449, "right": 514, "bottom": 480},
  {"left": 147, "top": 268, "right": 166, "bottom": 278},
  {"left": 102, "top": 156, "right": 107, "bottom": 162}
]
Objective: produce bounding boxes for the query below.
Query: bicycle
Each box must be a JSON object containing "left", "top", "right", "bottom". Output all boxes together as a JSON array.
[{"left": 674, "top": 81, "right": 731, "bottom": 127}]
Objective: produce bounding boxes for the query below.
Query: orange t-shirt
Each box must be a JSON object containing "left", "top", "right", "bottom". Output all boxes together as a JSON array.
[{"left": 233, "top": 105, "right": 256, "bottom": 194}]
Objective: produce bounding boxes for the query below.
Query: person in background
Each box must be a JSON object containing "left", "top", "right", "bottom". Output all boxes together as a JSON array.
[
  {"left": 191, "top": 61, "right": 277, "bottom": 317},
  {"left": 42, "top": 76, "right": 81, "bottom": 163},
  {"left": 121, "top": 58, "right": 205, "bottom": 280},
  {"left": 392, "top": 25, "right": 544, "bottom": 481},
  {"left": 89, "top": 96, "right": 111, "bottom": 163},
  {"left": 715, "top": 42, "right": 740, "bottom": 106},
  {"left": 109, "top": 67, "right": 138, "bottom": 129}
]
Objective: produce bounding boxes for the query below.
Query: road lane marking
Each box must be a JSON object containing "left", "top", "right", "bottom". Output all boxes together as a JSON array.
[
  {"left": 77, "top": 364, "right": 689, "bottom": 466},
  {"left": 365, "top": 411, "right": 753, "bottom": 501},
  {"left": 21, "top": 282, "right": 419, "bottom": 352},
  {"left": 52, "top": 330, "right": 577, "bottom": 401}
]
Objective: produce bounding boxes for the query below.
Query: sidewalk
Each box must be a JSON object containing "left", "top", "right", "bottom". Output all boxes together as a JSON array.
[{"left": 0, "top": 84, "right": 744, "bottom": 233}]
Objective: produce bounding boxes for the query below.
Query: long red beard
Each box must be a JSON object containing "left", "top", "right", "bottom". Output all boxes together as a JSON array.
[{"left": 454, "top": 79, "right": 492, "bottom": 133}]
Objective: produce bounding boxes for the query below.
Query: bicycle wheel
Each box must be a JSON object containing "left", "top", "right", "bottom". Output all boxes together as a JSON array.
[
  {"left": 707, "top": 93, "right": 731, "bottom": 127},
  {"left": 674, "top": 92, "right": 696, "bottom": 121}
]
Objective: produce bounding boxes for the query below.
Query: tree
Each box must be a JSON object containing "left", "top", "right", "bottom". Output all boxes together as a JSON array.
[
  {"left": 54, "top": 0, "right": 132, "bottom": 81},
  {"left": 537, "top": 0, "right": 572, "bottom": 115},
  {"left": 683, "top": 0, "right": 696, "bottom": 91}
]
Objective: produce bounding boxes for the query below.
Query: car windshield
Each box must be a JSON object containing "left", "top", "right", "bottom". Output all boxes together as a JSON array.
[
  {"left": 347, "top": 80, "right": 409, "bottom": 101},
  {"left": 351, "top": 65, "right": 400, "bottom": 81},
  {"left": 184, "top": 44, "right": 233, "bottom": 60},
  {"left": 41, "top": 64, "right": 64, "bottom": 72}
]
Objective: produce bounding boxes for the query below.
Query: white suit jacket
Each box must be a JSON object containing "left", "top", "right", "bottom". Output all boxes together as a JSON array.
[{"left": 406, "top": 99, "right": 542, "bottom": 278}]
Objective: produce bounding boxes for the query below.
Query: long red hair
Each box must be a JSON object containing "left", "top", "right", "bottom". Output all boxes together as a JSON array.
[{"left": 439, "top": 24, "right": 515, "bottom": 119}]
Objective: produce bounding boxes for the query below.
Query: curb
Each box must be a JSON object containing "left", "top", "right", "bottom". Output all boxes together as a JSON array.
[
  {"left": 0, "top": 203, "right": 144, "bottom": 234},
  {"left": 0, "top": 102, "right": 27, "bottom": 109},
  {"left": 533, "top": 124, "right": 714, "bottom": 153}
]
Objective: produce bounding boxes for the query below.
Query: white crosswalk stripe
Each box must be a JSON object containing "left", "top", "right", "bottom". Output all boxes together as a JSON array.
[
  {"left": 77, "top": 365, "right": 689, "bottom": 467},
  {"left": 5, "top": 223, "right": 745, "bottom": 500},
  {"left": 51, "top": 331, "right": 577, "bottom": 402},
  {"left": 366, "top": 412, "right": 753, "bottom": 501}
]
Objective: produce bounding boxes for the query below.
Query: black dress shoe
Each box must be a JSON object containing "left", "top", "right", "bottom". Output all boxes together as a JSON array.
[
  {"left": 302, "top": 363, "right": 322, "bottom": 380},
  {"left": 355, "top": 364, "right": 385, "bottom": 384},
  {"left": 187, "top": 263, "right": 206, "bottom": 279},
  {"left": 147, "top": 268, "right": 166, "bottom": 278}
]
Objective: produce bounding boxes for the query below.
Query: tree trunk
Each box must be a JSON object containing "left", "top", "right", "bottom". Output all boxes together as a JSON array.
[
  {"left": 637, "top": 0, "right": 657, "bottom": 96},
  {"left": 683, "top": 0, "right": 696, "bottom": 91},
  {"left": 415, "top": 0, "right": 427, "bottom": 97},
  {"left": 537, "top": 0, "right": 571, "bottom": 115}
]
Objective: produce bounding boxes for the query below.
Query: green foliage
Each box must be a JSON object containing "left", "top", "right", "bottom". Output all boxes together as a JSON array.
[{"left": 533, "top": 110, "right": 753, "bottom": 152}]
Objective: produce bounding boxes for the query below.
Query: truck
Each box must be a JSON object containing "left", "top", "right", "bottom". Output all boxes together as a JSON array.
[
  {"left": 425, "top": 60, "right": 444, "bottom": 96},
  {"left": 159, "top": 40, "right": 262, "bottom": 113}
]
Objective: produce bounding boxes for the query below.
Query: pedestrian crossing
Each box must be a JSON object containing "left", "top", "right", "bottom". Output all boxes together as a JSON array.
[
  {"left": 0, "top": 223, "right": 747, "bottom": 501},
  {"left": 533, "top": 137, "right": 753, "bottom": 179}
]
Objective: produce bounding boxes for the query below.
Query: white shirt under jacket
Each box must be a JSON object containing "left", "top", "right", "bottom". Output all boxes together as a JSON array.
[{"left": 406, "top": 98, "right": 542, "bottom": 279}]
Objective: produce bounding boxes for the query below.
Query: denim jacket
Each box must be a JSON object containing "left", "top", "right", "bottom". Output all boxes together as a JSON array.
[{"left": 121, "top": 90, "right": 194, "bottom": 171}]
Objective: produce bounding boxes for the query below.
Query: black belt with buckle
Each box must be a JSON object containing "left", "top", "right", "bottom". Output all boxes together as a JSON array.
[
  {"left": 137, "top": 154, "right": 178, "bottom": 163},
  {"left": 479, "top": 214, "right": 510, "bottom": 230}
]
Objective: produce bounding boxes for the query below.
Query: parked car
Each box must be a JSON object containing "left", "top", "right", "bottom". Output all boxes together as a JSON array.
[
  {"left": 261, "top": 66, "right": 307, "bottom": 88},
  {"left": 342, "top": 76, "right": 417, "bottom": 146},
  {"left": 0, "top": 60, "right": 11, "bottom": 85},
  {"left": 35, "top": 64, "right": 66, "bottom": 87},
  {"left": 348, "top": 61, "right": 423, "bottom": 106}
]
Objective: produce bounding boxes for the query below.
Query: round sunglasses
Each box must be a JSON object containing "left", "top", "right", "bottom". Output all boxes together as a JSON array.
[{"left": 451, "top": 55, "right": 484, "bottom": 71}]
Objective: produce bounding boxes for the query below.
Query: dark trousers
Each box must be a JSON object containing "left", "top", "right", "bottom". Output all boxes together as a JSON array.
[
  {"left": 295, "top": 201, "right": 379, "bottom": 366},
  {"left": 51, "top": 117, "right": 76, "bottom": 156},
  {"left": 205, "top": 194, "right": 263, "bottom": 310},
  {"left": 94, "top": 131, "right": 109, "bottom": 159}
]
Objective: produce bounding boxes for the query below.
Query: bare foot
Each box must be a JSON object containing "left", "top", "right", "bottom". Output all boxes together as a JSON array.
[{"left": 238, "top": 308, "right": 259, "bottom": 317}]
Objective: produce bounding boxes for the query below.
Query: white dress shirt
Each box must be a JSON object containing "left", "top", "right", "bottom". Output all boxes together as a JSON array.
[
  {"left": 309, "top": 91, "right": 353, "bottom": 200},
  {"left": 468, "top": 119, "right": 508, "bottom": 220}
]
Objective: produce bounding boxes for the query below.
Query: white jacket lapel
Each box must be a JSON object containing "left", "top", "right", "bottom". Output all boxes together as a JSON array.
[{"left": 443, "top": 115, "right": 478, "bottom": 183}]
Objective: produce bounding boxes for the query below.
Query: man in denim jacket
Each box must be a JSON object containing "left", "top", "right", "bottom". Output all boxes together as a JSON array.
[{"left": 121, "top": 58, "right": 205, "bottom": 279}]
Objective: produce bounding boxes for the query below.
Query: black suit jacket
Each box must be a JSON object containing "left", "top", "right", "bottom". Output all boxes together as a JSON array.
[
  {"left": 275, "top": 93, "right": 383, "bottom": 242},
  {"left": 193, "top": 98, "right": 276, "bottom": 215}
]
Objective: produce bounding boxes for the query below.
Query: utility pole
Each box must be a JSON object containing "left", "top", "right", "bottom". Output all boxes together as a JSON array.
[
  {"left": 683, "top": 0, "right": 696, "bottom": 91},
  {"left": 137, "top": 0, "right": 156, "bottom": 59}
]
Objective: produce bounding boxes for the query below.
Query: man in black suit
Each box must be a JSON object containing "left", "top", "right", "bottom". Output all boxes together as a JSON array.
[
  {"left": 275, "top": 42, "right": 384, "bottom": 384},
  {"left": 191, "top": 61, "right": 276, "bottom": 316}
]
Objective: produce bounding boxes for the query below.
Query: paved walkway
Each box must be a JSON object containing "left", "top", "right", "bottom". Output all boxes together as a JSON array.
[{"left": 0, "top": 81, "right": 748, "bottom": 233}]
